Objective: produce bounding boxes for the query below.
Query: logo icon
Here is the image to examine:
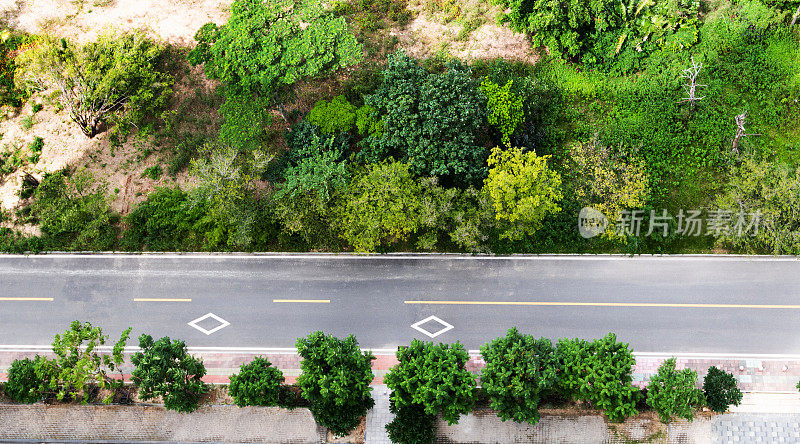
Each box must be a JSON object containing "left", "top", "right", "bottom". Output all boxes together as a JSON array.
[{"left": 578, "top": 207, "right": 609, "bottom": 239}]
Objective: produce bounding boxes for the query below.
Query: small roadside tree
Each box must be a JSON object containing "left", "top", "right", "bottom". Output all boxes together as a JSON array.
[
  {"left": 483, "top": 146, "right": 563, "bottom": 241},
  {"left": 385, "top": 402, "right": 436, "bottom": 444},
  {"left": 50, "top": 321, "right": 132, "bottom": 404},
  {"left": 295, "top": 332, "right": 375, "bottom": 437},
  {"left": 384, "top": 339, "right": 476, "bottom": 425},
  {"left": 130, "top": 335, "right": 208, "bottom": 413},
  {"left": 555, "top": 333, "right": 639, "bottom": 422},
  {"left": 479, "top": 328, "right": 557, "bottom": 424},
  {"left": 228, "top": 357, "right": 284, "bottom": 407},
  {"left": 646, "top": 358, "right": 705, "bottom": 423},
  {"left": 16, "top": 32, "right": 172, "bottom": 138},
  {"left": 703, "top": 366, "right": 743, "bottom": 413}
]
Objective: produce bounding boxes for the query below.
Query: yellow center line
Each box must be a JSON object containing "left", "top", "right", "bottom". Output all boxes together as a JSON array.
[
  {"left": 404, "top": 300, "right": 800, "bottom": 309},
  {"left": 0, "top": 297, "right": 53, "bottom": 302},
  {"left": 273, "top": 299, "right": 331, "bottom": 303},
  {"left": 133, "top": 298, "right": 192, "bottom": 302}
]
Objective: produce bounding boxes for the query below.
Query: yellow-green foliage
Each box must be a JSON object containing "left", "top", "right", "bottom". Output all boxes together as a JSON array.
[
  {"left": 307, "top": 95, "right": 357, "bottom": 134},
  {"left": 569, "top": 140, "right": 650, "bottom": 239},
  {"left": 483, "top": 147, "right": 563, "bottom": 241},
  {"left": 480, "top": 79, "right": 525, "bottom": 146}
]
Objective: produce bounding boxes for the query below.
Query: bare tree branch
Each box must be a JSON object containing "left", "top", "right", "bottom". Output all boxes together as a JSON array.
[{"left": 678, "top": 56, "right": 706, "bottom": 107}]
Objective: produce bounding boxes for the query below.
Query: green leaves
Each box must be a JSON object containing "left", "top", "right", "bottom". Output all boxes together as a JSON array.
[
  {"left": 295, "top": 332, "right": 375, "bottom": 436},
  {"left": 229, "top": 357, "right": 285, "bottom": 407},
  {"left": 483, "top": 146, "right": 563, "bottom": 241},
  {"left": 646, "top": 357, "right": 706, "bottom": 423},
  {"left": 480, "top": 79, "right": 525, "bottom": 147},
  {"left": 384, "top": 339, "right": 476, "bottom": 426},
  {"left": 479, "top": 328, "right": 557, "bottom": 424},
  {"left": 307, "top": 95, "right": 358, "bottom": 134},
  {"left": 703, "top": 366, "right": 743, "bottom": 413},
  {"left": 131, "top": 334, "right": 208, "bottom": 413},
  {"left": 555, "top": 333, "right": 640, "bottom": 422},
  {"left": 5, "top": 356, "right": 59, "bottom": 404}
]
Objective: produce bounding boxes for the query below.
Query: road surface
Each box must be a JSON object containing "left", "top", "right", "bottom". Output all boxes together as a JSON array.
[{"left": 1, "top": 254, "right": 799, "bottom": 354}]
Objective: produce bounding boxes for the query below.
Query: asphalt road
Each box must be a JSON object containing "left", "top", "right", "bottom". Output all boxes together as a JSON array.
[{"left": 1, "top": 254, "right": 799, "bottom": 354}]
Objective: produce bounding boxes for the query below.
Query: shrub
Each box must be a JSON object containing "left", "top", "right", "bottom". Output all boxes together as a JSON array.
[
  {"left": 384, "top": 339, "right": 476, "bottom": 425},
  {"left": 228, "top": 357, "right": 284, "bottom": 407},
  {"left": 703, "top": 366, "right": 743, "bottom": 413},
  {"left": 131, "top": 334, "right": 208, "bottom": 413},
  {"left": 480, "top": 328, "right": 557, "bottom": 424},
  {"left": 29, "top": 169, "right": 116, "bottom": 250},
  {"left": 333, "top": 161, "right": 425, "bottom": 252},
  {"left": 16, "top": 32, "right": 172, "bottom": 138},
  {"left": 307, "top": 95, "right": 358, "bottom": 134},
  {"left": 385, "top": 403, "right": 436, "bottom": 444},
  {"left": 480, "top": 79, "right": 524, "bottom": 146},
  {"left": 556, "top": 333, "right": 639, "bottom": 422},
  {"left": 295, "top": 332, "right": 375, "bottom": 436},
  {"left": 123, "top": 187, "right": 209, "bottom": 251},
  {"left": 5, "top": 356, "right": 58, "bottom": 404},
  {"left": 50, "top": 321, "right": 131, "bottom": 403},
  {"left": 483, "top": 146, "right": 563, "bottom": 241},
  {"left": 646, "top": 357, "right": 705, "bottom": 423},
  {"left": 363, "top": 51, "right": 488, "bottom": 187},
  {"left": 0, "top": 31, "right": 27, "bottom": 107}
]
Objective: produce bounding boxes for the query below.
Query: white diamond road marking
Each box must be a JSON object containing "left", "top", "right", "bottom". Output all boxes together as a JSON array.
[
  {"left": 187, "top": 313, "right": 230, "bottom": 336},
  {"left": 411, "top": 315, "right": 454, "bottom": 338}
]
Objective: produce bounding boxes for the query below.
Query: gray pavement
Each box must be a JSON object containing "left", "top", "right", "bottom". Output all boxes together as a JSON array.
[{"left": 1, "top": 254, "right": 800, "bottom": 354}]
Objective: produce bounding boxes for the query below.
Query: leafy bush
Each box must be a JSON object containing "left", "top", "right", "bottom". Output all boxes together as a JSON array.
[
  {"left": 307, "top": 95, "right": 358, "bottom": 134},
  {"left": 295, "top": 332, "right": 375, "bottom": 436},
  {"left": 123, "top": 188, "right": 210, "bottom": 251},
  {"left": 334, "top": 161, "right": 426, "bottom": 252},
  {"left": 363, "top": 51, "right": 488, "bottom": 187},
  {"left": 483, "top": 146, "right": 563, "bottom": 241},
  {"left": 714, "top": 158, "right": 800, "bottom": 254},
  {"left": 29, "top": 170, "right": 117, "bottom": 250},
  {"left": 50, "top": 321, "right": 131, "bottom": 403},
  {"left": 646, "top": 357, "right": 705, "bottom": 423},
  {"left": 228, "top": 357, "right": 284, "bottom": 407},
  {"left": 703, "top": 366, "right": 743, "bottom": 413},
  {"left": 0, "top": 31, "right": 27, "bottom": 107},
  {"left": 556, "top": 333, "right": 639, "bottom": 422},
  {"left": 385, "top": 403, "right": 436, "bottom": 444},
  {"left": 480, "top": 79, "right": 524, "bottom": 146},
  {"left": 16, "top": 32, "right": 173, "bottom": 138},
  {"left": 384, "top": 339, "right": 476, "bottom": 425},
  {"left": 4, "top": 356, "right": 58, "bottom": 404},
  {"left": 480, "top": 328, "right": 557, "bottom": 424},
  {"left": 131, "top": 334, "right": 208, "bottom": 413}
]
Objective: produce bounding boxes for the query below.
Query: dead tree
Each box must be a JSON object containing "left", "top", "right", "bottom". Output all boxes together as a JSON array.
[
  {"left": 732, "top": 111, "right": 761, "bottom": 155},
  {"left": 792, "top": 5, "right": 799, "bottom": 27},
  {"left": 678, "top": 56, "right": 706, "bottom": 107}
]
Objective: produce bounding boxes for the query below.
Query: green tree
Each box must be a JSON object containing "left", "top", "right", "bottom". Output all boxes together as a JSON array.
[
  {"left": 228, "top": 357, "right": 285, "bottom": 407},
  {"left": 384, "top": 339, "right": 476, "bottom": 425},
  {"left": 122, "top": 187, "right": 210, "bottom": 251},
  {"left": 15, "top": 32, "right": 172, "bottom": 138},
  {"left": 480, "top": 78, "right": 525, "bottom": 147},
  {"left": 555, "top": 333, "right": 639, "bottom": 422},
  {"left": 130, "top": 335, "right": 208, "bottom": 413},
  {"left": 363, "top": 51, "right": 489, "bottom": 187},
  {"left": 50, "top": 321, "right": 131, "bottom": 404},
  {"left": 480, "top": 328, "right": 557, "bottom": 424},
  {"left": 4, "top": 356, "right": 59, "bottom": 404},
  {"left": 189, "top": 145, "right": 272, "bottom": 249},
  {"left": 646, "top": 357, "right": 705, "bottom": 423},
  {"left": 29, "top": 169, "right": 116, "bottom": 250},
  {"left": 334, "top": 161, "right": 425, "bottom": 252},
  {"left": 703, "top": 366, "right": 743, "bottom": 413},
  {"left": 714, "top": 158, "right": 800, "bottom": 254},
  {"left": 295, "top": 332, "right": 375, "bottom": 436},
  {"left": 569, "top": 139, "right": 650, "bottom": 239},
  {"left": 307, "top": 95, "right": 358, "bottom": 134},
  {"left": 483, "top": 146, "right": 563, "bottom": 241}
]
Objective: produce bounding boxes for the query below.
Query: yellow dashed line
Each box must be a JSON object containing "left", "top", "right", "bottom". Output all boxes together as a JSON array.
[{"left": 0, "top": 297, "right": 53, "bottom": 302}]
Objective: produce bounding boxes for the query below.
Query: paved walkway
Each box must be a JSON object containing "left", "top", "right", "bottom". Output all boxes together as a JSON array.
[
  {"left": 713, "top": 414, "right": 800, "bottom": 444},
  {"left": 4, "top": 350, "right": 800, "bottom": 443}
]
